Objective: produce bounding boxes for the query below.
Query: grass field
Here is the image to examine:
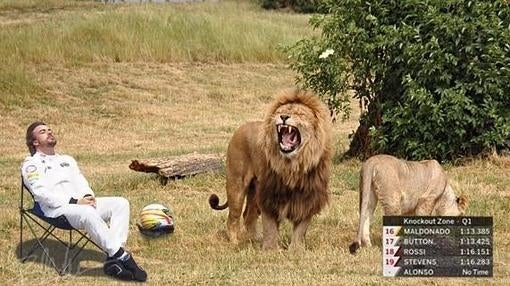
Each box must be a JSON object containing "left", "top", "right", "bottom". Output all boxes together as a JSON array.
[{"left": 0, "top": 1, "right": 509, "bottom": 285}]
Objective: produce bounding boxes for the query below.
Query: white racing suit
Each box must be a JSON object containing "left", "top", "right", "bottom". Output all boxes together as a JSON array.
[{"left": 21, "top": 152, "right": 129, "bottom": 257}]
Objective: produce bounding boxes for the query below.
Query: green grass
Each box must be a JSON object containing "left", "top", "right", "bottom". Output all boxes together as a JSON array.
[
  {"left": 0, "top": 1, "right": 509, "bottom": 285},
  {"left": 0, "top": 61, "right": 42, "bottom": 107},
  {"left": 0, "top": 0, "right": 312, "bottom": 107},
  {"left": 0, "top": 0, "right": 311, "bottom": 64}
]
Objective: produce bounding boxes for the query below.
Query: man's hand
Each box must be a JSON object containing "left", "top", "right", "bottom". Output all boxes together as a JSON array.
[{"left": 77, "top": 196, "right": 96, "bottom": 208}]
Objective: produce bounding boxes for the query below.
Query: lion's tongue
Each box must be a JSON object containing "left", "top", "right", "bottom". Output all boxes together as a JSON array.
[{"left": 282, "top": 130, "right": 297, "bottom": 147}]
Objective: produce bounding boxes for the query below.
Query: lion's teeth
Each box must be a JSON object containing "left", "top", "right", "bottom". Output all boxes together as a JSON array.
[
  {"left": 277, "top": 125, "right": 281, "bottom": 133},
  {"left": 288, "top": 126, "right": 292, "bottom": 133}
]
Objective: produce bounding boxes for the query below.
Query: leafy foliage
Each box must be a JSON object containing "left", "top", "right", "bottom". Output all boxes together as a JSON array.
[
  {"left": 259, "top": 0, "right": 327, "bottom": 13},
  {"left": 287, "top": 0, "right": 510, "bottom": 161}
]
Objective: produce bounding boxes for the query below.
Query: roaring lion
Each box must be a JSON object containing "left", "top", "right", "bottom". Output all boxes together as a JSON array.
[
  {"left": 349, "top": 154, "right": 468, "bottom": 254},
  {"left": 209, "top": 89, "right": 333, "bottom": 250}
]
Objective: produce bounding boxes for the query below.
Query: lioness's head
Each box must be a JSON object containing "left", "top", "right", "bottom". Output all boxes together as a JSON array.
[
  {"left": 434, "top": 184, "right": 469, "bottom": 216},
  {"left": 260, "top": 89, "right": 332, "bottom": 183}
]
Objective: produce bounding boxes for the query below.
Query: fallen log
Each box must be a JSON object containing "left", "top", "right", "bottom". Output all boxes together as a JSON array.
[{"left": 129, "top": 153, "right": 224, "bottom": 185}]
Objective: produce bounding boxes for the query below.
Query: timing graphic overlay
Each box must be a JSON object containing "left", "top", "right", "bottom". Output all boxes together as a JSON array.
[{"left": 383, "top": 216, "right": 492, "bottom": 277}]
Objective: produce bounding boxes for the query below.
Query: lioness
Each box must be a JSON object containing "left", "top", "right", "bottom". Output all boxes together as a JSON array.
[
  {"left": 209, "top": 89, "right": 333, "bottom": 250},
  {"left": 349, "top": 154, "right": 468, "bottom": 254}
]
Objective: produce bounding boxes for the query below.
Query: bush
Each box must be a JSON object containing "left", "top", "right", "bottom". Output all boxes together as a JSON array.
[
  {"left": 260, "top": 0, "right": 326, "bottom": 13},
  {"left": 287, "top": 0, "right": 510, "bottom": 161}
]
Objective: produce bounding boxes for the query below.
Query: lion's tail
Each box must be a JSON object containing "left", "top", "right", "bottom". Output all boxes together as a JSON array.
[
  {"left": 350, "top": 161, "right": 375, "bottom": 255},
  {"left": 209, "top": 194, "right": 228, "bottom": 210},
  {"left": 457, "top": 194, "right": 469, "bottom": 214},
  {"left": 349, "top": 241, "right": 361, "bottom": 255}
]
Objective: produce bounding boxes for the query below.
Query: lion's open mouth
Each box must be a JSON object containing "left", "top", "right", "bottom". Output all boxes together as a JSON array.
[{"left": 277, "top": 124, "right": 301, "bottom": 153}]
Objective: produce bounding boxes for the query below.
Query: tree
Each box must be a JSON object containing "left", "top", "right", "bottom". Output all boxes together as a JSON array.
[{"left": 286, "top": 0, "right": 510, "bottom": 161}]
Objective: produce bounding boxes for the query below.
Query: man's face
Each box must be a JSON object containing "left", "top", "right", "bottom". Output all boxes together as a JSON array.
[{"left": 32, "top": 124, "right": 57, "bottom": 149}]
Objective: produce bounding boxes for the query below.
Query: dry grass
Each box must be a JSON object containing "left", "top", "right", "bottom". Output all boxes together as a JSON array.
[
  {"left": 0, "top": 1, "right": 508, "bottom": 285},
  {"left": 1, "top": 62, "right": 508, "bottom": 286}
]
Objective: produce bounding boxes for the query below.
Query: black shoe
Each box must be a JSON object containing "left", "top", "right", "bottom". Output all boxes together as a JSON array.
[
  {"left": 104, "top": 259, "right": 135, "bottom": 281},
  {"left": 119, "top": 253, "right": 148, "bottom": 282}
]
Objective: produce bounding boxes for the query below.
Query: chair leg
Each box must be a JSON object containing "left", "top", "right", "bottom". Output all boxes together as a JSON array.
[
  {"left": 24, "top": 212, "right": 73, "bottom": 247},
  {"left": 60, "top": 239, "right": 90, "bottom": 275},
  {"left": 19, "top": 211, "right": 24, "bottom": 261},
  {"left": 19, "top": 212, "right": 106, "bottom": 275},
  {"left": 21, "top": 214, "right": 66, "bottom": 274},
  {"left": 24, "top": 222, "right": 61, "bottom": 272},
  {"left": 60, "top": 230, "right": 74, "bottom": 275},
  {"left": 22, "top": 215, "right": 56, "bottom": 262}
]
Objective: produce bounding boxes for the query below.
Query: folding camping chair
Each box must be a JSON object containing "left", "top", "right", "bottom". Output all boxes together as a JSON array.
[{"left": 19, "top": 176, "right": 105, "bottom": 275}]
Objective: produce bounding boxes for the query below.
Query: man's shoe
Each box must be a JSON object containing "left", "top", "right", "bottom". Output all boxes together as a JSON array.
[
  {"left": 119, "top": 253, "right": 148, "bottom": 282},
  {"left": 103, "top": 259, "right": 135, "bottom": 281}
]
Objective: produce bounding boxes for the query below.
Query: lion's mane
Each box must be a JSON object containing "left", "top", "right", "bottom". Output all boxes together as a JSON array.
[
  {"left": 257, "top": 89, "right": 333, "bottom": 223},
  {"left": 260, "top": 89, "right": 333, "bottom": 187}
]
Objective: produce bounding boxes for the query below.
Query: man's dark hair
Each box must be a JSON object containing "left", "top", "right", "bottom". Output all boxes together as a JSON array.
[{"left": 26, "top": 121, "right": 45, "bottom": 156}]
